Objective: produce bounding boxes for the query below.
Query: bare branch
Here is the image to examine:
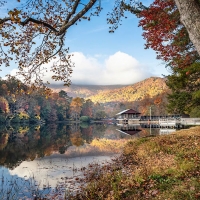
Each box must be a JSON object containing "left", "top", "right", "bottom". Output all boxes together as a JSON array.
[
  {"left": 65, "top": 0, "right": 81, "bottom": 24},
  {"left": 20, "top": 17, "right": 58, "bottom": 33},
  {"left": 0, "top": 17, "right": 11, "bottom": 24},
  {"left": 57, "top": 0, "right": 98, "bottom": 36}
]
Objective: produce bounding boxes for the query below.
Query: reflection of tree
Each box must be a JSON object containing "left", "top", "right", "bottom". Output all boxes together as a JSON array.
[
  {"left": 0, "top": 124, "right": 71, "bottom": 169},
  {"left": 81, "top": 125, "right": 93, "bottom": 144},
  {"left": 59, "top": 146, "right": 66, "bottom": 154},
  {"left": 92, "top": 124, "right": 107, "bottom": 138},
  {"left": 0, "top": 123, "right": 113, "bottom": 169},
  {"left": 0, "top": 133, "right": 9, "bottom": 150},
  {"left": 70, "top": 131, "right": 84, "bottom": 147}
]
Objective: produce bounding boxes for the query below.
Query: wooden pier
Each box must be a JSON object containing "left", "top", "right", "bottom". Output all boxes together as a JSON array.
[
  {"left": 158, "top": 118, "right": 200, "bottom": 127},
  {"left": 181, "top": 118, "right": 200, "bottom": 125},
  {"left": 158, "top": 119, "right": 180, "bottom": 126}
]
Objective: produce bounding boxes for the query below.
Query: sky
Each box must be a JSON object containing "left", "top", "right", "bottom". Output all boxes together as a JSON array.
[{"left": 1, "top": 0, "right": 170, "bottom": 85}]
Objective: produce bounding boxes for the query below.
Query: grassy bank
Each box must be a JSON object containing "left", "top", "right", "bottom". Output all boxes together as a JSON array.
[{"left": 68, "top": 126, "right": 200, "bottom": 200}]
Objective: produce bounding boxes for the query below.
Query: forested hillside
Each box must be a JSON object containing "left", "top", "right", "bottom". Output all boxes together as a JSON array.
[
  {"left": 87, "top": 77, "right": 168, "bottom": 103},
  {"left": 50, "top": 84, "right": 126, "bottom": 98}
]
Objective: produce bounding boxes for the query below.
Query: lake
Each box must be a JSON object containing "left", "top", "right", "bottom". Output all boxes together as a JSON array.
[{"left": 0, "top": 123, "right": 186, "bottom": 199}]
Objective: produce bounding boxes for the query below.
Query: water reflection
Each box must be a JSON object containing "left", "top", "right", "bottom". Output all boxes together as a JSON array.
[
  {"left": 0, "top": 123, "right": 185, "bottom": 169},
  {"left": 116, "top": 123, "right": 186, "bottom": 136},
  {"left": 0, "top": 123, "right": 186, "bottom": 199},
  {"left": 0, "top": 123, "right": 120, "bottom": 168}
]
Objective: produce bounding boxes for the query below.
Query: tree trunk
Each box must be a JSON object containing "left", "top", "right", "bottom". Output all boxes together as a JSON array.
[{"left": 174, "top": 0, "right": 200, "bottom": 56}]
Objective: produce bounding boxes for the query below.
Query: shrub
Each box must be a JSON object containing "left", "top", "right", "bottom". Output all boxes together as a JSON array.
[
  {"left": 0, "top": 115, "right": 5, "bottom": 123},
  {"left": 189, "top": 106, "right": 200, "bottom": 117},
  {"left": 80, "top": 116, "right": 90, "bottom": 122},
  {"left": 11, "top": 115, "right": 20, "bottom": 123}
]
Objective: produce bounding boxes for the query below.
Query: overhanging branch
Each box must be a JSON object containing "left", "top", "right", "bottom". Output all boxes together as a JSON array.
[
  {"left": 57, "top": 0, "right": 98, "bottom": 36},
  {"left": 20, "top": 18, "right": 59, "bottom": 33}
]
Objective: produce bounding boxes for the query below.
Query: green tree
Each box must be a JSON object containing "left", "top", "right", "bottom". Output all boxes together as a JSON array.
[
  {"left": 80, "top": 116, "right": 90, "bottom": 122},
  {"left": 95, "top": 110, "right": 107, "bottom": 120},
  {"left": 136, "top": 0, "right": 200, "bottom": 116},
  {"left": 166, "top": 64, "right": 200, "bottom": 115},
  {"left": 190, "top": 106, "right": 200, "bottom": 118},
  {"left": 81, "top": 99, "right": 94, "bottom": 118}
]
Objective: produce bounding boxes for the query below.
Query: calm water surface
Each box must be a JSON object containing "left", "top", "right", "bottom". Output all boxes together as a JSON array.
[{"left": 0, "top": 123, "right": 182, "bottom": 199}]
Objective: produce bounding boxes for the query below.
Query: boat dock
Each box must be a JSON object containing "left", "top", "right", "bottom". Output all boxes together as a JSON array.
[{"left": 159, "top": 118, "right": 200, "bottom": 126}]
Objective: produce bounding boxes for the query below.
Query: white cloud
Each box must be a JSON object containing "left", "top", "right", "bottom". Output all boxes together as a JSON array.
[
  {"left": 69, "top": 51, "right": 153, "bottom": 85},
  {"left": 8, "top": 51, "right": 153, "bottom": 85}
]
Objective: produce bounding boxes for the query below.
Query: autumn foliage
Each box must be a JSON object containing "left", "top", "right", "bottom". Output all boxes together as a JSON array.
[
  {"left": 138, "top": 0, "right": 198, "bottom": 69},
  {"left": 0, "top": 97, "right": 9, "bottom": 113}
]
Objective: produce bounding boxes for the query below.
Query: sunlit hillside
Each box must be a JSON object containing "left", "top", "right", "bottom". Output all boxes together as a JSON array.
[
  {"left": 87, "top": 77, "right": 169, "bottom": 103},
  {"left": 50, "top": 84, "right": 126, "bottom": 98},
  {"left": 50, "top": 77, "right": 169, "bottom": 103}
]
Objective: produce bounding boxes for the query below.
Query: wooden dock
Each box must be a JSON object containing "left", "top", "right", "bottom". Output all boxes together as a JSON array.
[
  {"left": 159, "top": 118, "right": 200, "bottom": 126},
  {"left": 159, "top": 119, "right": 179, "bottom": 126},
  {"left": 181, "top": 118, "right": 200, "bottom": 125}
]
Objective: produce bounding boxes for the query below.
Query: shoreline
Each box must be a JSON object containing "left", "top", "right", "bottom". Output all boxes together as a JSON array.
[{"left": 66, "top": 126, "right": 200, "bottom": 199}]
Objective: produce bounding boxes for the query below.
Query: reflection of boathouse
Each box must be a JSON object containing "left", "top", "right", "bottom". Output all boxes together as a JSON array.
[
  {"left": 116, "top": 125, "right": 141, "bottom": 136},
  {"left": 116, "top": 109, "right": 141, "bottom": 124}
]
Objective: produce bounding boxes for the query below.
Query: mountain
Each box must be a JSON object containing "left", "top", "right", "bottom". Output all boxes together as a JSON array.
[
  {"left": 50, "top": 77, "right": 168, "bottom": 103},
  {"left": 50, "top": 84, "right": 127, "bottom": 98},
  {"left": 86, "top": 77, "right": 168, "bottom": 103}
]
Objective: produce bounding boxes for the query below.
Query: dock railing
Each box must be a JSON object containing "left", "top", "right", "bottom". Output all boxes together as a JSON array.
[
  {"left": 181, "top": 118, "right": 200, "bottom": 125},
  {"left": 158, "top": 118, "right": 179, "bottom": 126}
]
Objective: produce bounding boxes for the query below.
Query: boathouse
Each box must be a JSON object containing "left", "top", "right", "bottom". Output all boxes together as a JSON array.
[{"left": 116, "top": 109, "right": 141, "bottom": 124}]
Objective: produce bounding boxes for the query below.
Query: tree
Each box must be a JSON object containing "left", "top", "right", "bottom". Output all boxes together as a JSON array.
[
  {"left": 174, "top": 0, "right": 200, "bottom": 56},
  {"left": 0, "top": 97, "right": 9, "bottom": 114},
  {"left": 0, "top": 0, "right": 102, "bottom": 86},
  {"left": 1, "top": 0, "right": 200, "bottom": 88},
  {"left": 110, "top": 0, "right": 200, "bottom": 59},
  {"left": 81, "top": 99, "right": 94, "bottom": 118},
  {"left": 94, "top": 110, "right": 107, "bottom": 120},
  {"left": 138, "top": 0, "right": 199, "bottom": 69},
  {"left": 70, "top": 97, "right": 84, "bottom": 121},
  {"left": 166, "top": 64, "right": 200, "bottom": 115},
  {"left": 135, "top": 0, "right": 200, "bottom": 115}
]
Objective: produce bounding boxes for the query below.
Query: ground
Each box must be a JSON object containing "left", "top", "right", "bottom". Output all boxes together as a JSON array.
[{"left": 67, "top": 126, "right": 200, "bottom": 200}]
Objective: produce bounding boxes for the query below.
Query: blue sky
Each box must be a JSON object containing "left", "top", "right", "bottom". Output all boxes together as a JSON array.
[{"left": 1, "top": 0, "right": 170, "bottom": 85}]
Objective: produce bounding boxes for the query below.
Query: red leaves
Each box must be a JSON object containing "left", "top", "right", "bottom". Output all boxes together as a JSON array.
[
  {"left": 138, "top": 0, "right": 197, "bottom": 69},
  {"left": 186, "top": 71, "right": 190, "bottom": 75}
]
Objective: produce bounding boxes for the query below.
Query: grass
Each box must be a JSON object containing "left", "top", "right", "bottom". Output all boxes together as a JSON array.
[{"left": 68, "top": 126, "right": 200, "bottom": 200}]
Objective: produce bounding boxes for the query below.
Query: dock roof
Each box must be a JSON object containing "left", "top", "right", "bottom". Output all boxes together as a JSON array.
[{"left": 116, "top": 109, "right": 141, "bottom": 115}]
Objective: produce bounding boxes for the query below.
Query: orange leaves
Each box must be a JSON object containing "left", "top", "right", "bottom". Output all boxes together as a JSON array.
[
  {"left": 0, "top": 0, "right": 88, "bottom": 87},
  {"left": 154, "top": 97, "right": 162, "bottom": 105},
  {"left": 8, "top": 9, "right": 21, "bottom": 23}
]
